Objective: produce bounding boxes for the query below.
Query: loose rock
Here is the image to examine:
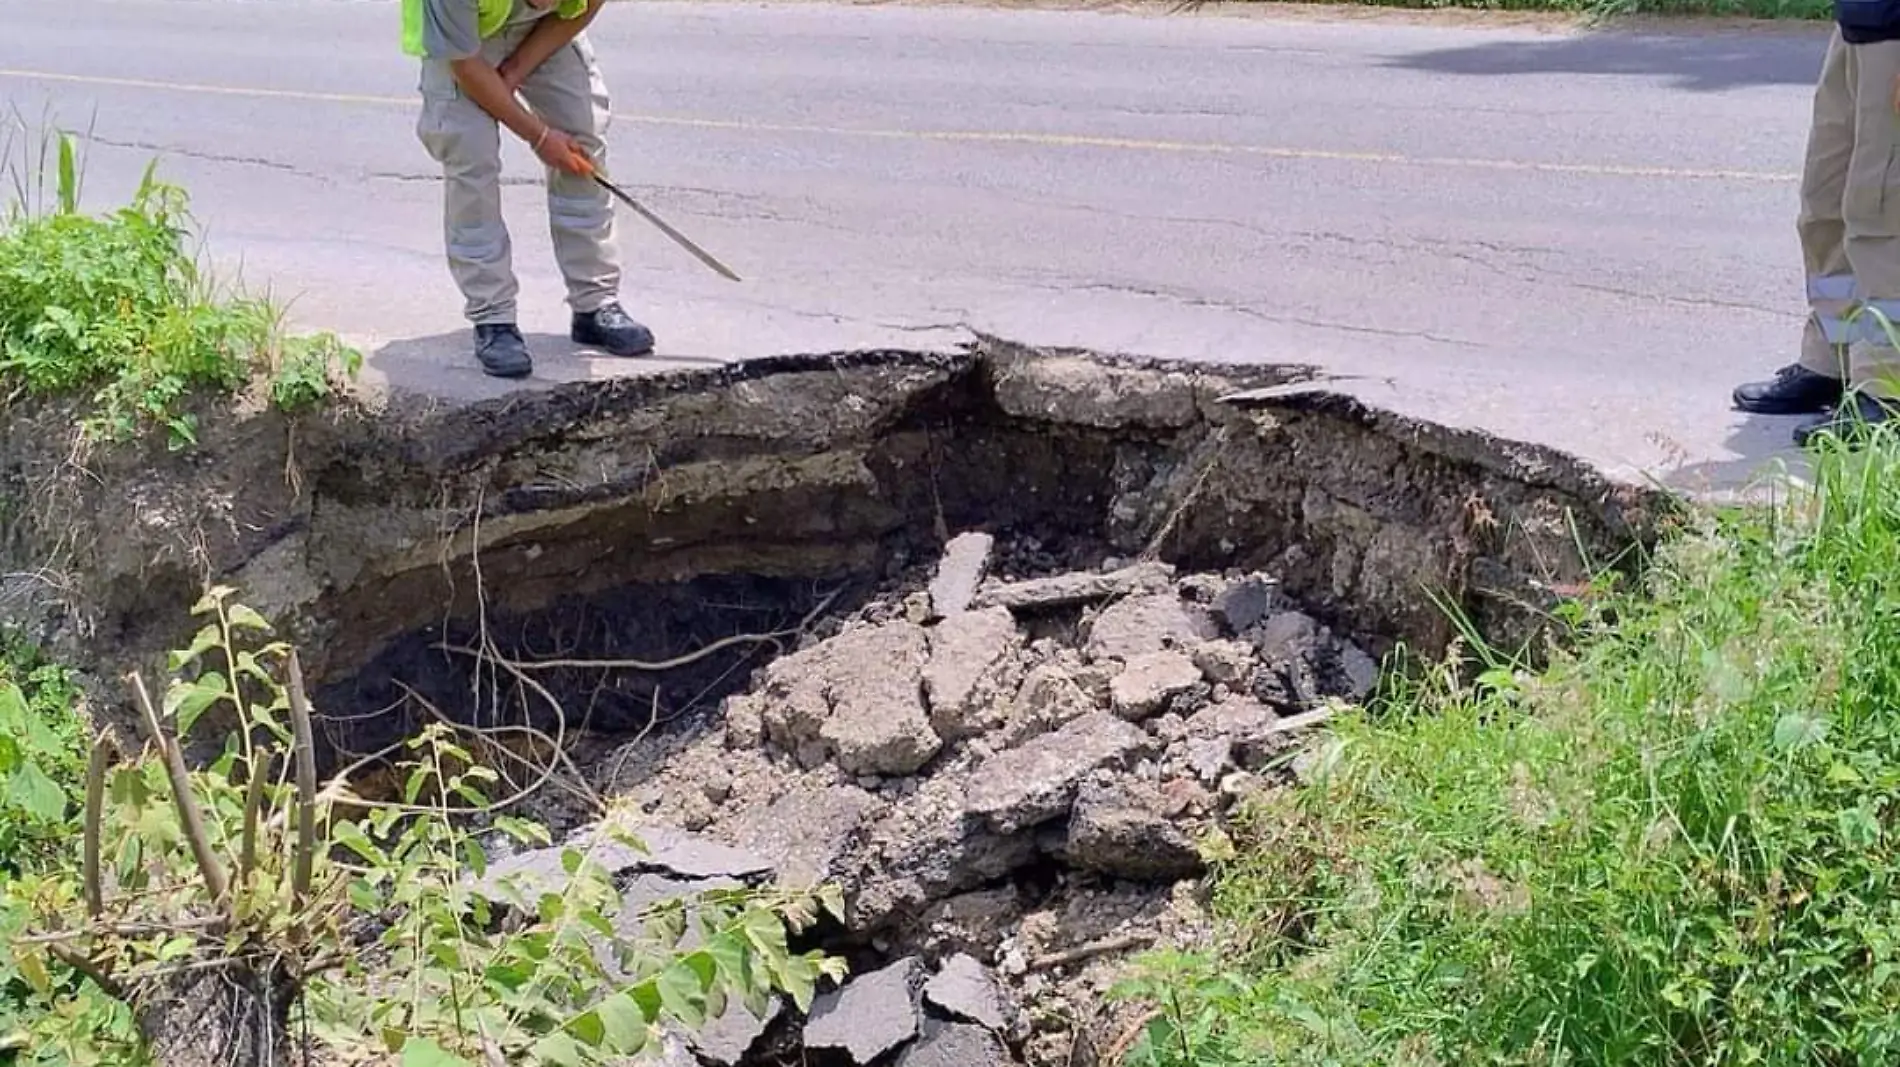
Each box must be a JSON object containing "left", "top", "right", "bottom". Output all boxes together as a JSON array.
[
  {"left": 1186, "top": 698, "right": 1284, "bottom": 771},
  {"left": 1183, "top": 735, "right": 1233, "bottom": 783},
  {"left": 678, "top": 996, "right": 782, "bottom": 1066},
  {"left": 718, "top": 780, "right": 881, "bottom": 889},
  {"left": 762, "top": 622, "right": 944, "bottom": 776},
  {"left": 803, "top": 956, "right": 925, "bottom": 1065},
  {"left": 1340, "top": 641, "right": 1381, "bottom": 701}
]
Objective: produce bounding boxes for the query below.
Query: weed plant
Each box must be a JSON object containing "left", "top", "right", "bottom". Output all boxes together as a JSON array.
[{"left": 0, "top": 123, "right": 358, "bottom": 449}]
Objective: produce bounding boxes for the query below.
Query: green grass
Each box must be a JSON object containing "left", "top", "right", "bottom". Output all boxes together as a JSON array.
[
  {"left": 0, "top": 123, "right": 360, "bottom": 450},
  {"left": 1114, "top": 430, "right": 1900, "bottom": 1066}
]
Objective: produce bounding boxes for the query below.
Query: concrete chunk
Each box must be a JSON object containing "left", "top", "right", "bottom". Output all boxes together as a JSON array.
[
  {"left": 803, "top": 956, "right": 925, "bottom": 1064},
  {"left": 1003, "top": 663, "right": 1096, "bottom": 745}
]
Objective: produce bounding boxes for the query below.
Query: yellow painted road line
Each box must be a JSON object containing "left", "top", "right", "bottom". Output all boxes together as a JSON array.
[{"left": 0, "top": 66, "right": 1802, "bottom": 184}]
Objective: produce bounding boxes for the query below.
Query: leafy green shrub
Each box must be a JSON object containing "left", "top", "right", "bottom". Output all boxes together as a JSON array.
[
  {"left": 1, "top": 589, "right": 844, "bottom": 1066},
  {"left": 0, "top": 643, "right": 140, "bottom": 1065},
  {"left": 0, "top": 650, "right": 85, "bottom": 875},
  {"left": 0, "top": 131, "right": 360, "bottom": 449},
  {"left": 1114, "top": 429, "right": 1900, "bottom": 1066}
]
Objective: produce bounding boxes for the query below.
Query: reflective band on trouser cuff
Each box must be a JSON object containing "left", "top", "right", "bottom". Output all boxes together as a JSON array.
[
  {"left": 1809, "top": 274, "right": 1857, "bottom": 302},
  {"left": 1849, "top": 300, "right": 1900, "bottom": 345}
]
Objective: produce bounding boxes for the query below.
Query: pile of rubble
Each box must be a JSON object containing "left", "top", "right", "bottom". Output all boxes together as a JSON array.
[{"left": 502, "top": 533, "right": 1380, "bottom": 1066}]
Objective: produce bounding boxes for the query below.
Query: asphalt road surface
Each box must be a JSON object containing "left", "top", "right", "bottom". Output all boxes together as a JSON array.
[{"left": 0, "top": 0, "right": 1838, "bottom": 490}]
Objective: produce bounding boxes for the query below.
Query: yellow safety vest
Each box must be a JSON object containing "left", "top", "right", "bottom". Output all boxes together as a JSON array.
[{"left": 401, "top": 0, "right": 591, "bottom": 58}]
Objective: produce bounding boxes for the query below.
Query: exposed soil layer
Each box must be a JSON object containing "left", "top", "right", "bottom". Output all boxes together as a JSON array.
[{"left": 0, "top": 337, "right": 1669, "bottom": 1064}]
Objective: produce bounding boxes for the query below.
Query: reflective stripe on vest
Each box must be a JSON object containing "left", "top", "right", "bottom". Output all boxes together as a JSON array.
[{"left": 401, "top": 0, "right": 591, "bottom": 58}]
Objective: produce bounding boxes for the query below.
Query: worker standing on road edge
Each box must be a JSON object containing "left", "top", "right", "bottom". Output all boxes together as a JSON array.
[
  {"left": 1734, "top": 6, "right": 1900, "bottom": 445},
  {"left": 403, "top": 0, "right": 656, "bottom": 378}
]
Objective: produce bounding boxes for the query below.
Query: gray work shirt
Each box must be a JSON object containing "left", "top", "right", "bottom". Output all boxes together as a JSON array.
[{"left": 415, "top": 0, "right": 551, "bottom": 60}]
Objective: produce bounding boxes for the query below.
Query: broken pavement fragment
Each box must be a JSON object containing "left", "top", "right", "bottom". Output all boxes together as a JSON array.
[
  {"left": 964, "top": 712, "right": 1152, "bottom": 834},
  {"left": 468, "top": 822, "right": 775, "bottom": 903},
  {"left": 1108, "top": 649, "right": 1203, "bottom": 721},
  {"left": 972, "top": 560, "right": 1175, "bottom": 613},
  {"left": 924, "top": 606, "right": 1023, "bottom": 740},
  {"left": 927, "top": 530, "right": 995, "bottom": 618},
  {"left": 1065, "top": 779, "right": 1204, "bottom": 881},
  {"left": 923, "top": 952, "right": 1013, "bottom": 1033},
  {"left": 760, "top": 621, "right": 944, "bottom": 776},
  {"left": 802, "top": 956, "right": 926, "bottom": 1065},
  {"left": 1211, "top": 574, "right": 1280, "bottom": 634},
  {"left": 1002, "top": 663, "right": 1096, "bottom": 745},
  {"left": 896, "top": 1020, "right": 1015, "bottom": 1067},
  {"left": 1087, "top": 592, "right": 1221, "bottom": 662},
  {"left": 677, "top": 996, "right": 783, "bottom": 1067}
]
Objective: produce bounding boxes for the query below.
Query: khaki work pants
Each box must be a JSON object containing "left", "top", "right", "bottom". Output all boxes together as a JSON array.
[
  {"left": 1799, "top": 27, "right": 1900, "bottom": 398},
  {"left": 416, "top": 24, "right": 621, "bottom": 327}
]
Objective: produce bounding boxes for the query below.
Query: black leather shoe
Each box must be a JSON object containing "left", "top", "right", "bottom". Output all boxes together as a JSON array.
[
  {"left": 1733, "top": 364, "right": 1844, "bottom": 415},
  {"left": 475, "top": 323, "right": 532, "bottom": 379},
  {"left": 572, "top": 302, "right": 655, "bottom": 358},
  {"left": 1794, "top": 391, "right": 1898, "bottom": 448}
]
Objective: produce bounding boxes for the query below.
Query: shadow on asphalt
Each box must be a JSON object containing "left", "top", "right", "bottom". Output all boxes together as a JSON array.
[
  {"left": 1385, "top": 25, "right": 1829, "bottom": 92},
  {"left": 369, "top": 331, "right": 730, "bottom": 405},
  {"left": 1658, "top": 410, "right": 1809, "bottom": 498}
]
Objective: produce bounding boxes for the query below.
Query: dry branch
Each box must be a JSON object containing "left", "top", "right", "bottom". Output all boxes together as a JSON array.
[
  {"left": 239, "top": 750, "right": 271, "bottom": 890},
  {"left": 47, "top": 943, "right": 126, "bottom": 1001},
  {"left": 83, "top": 737, "right": 109, "bottom": 920},
  {"left": 128, "top": 671, "right": 230, "bottom": 908},
  {"left": 287, "top": 649, "right": 318, "bottom": 910}
]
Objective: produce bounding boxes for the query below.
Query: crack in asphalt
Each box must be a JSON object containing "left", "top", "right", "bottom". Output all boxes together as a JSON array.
[
  {"left": 1033, "top": 278, "right": 1484, "bottom": 349},
  {"left": 85, "top": 134, "right": 328, "bottom": 182}
]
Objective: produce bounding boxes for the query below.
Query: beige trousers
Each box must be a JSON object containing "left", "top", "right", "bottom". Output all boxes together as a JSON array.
[
  {"left": 1798, "top": 27, "right": 1900, "bottom": 398},
  {"left": 416, "top": 24, "right": 621, "bottom": 327}
]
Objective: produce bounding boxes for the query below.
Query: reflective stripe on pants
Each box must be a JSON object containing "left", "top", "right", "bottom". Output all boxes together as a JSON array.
[{"left": 415, "top": 26, "right": 621, "bottom": 326}]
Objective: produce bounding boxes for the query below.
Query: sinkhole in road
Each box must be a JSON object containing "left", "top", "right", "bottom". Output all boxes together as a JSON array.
[{"left": 0, "top": 338, "right": 1663, "bottom": 1066}]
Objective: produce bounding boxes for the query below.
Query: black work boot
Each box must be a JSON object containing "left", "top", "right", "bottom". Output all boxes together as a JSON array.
[
  {"left": 1794, "top": 390, "right": 1899, "bottom": 448},
  {"left": 572, "top": 301, "right": 655, "bottom": 358},
  {"left": 475, "top": 323, "right": 533, "bottom": 379},
  {"left": 1733, "top": 363, "right": 1844, "bottom": 415}
]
